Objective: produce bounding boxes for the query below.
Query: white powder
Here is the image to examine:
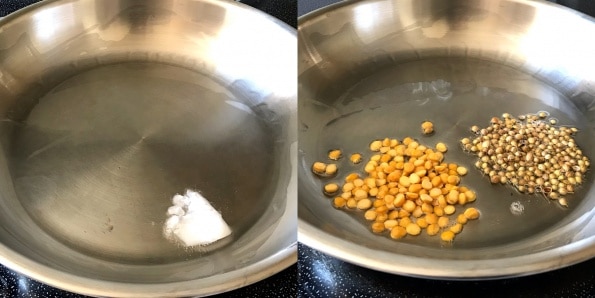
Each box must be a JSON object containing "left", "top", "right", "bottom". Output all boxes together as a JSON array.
[
  {"left": 163, "top": 190, "right": 232, "bottom": 247},
  {"left": 510, "top": 201, "right": 525, "bottom": 216}
]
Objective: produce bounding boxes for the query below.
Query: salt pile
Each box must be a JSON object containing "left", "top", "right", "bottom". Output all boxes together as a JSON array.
[{"left": 164, "top": 190, "right": 232, "bottom": 247}]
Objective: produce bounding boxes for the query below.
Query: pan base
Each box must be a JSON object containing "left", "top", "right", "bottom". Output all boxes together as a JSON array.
[
  {"left": 8, "top": 62, "right": 278, "bottom": 264},
  {"left": 300, "top": 57, "right": 595, "bottom": 250}
]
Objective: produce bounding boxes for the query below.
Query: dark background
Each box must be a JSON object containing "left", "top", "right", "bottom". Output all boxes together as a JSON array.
[
  {"left": 0, "top": 1, "right": 296, "bottom": 297},
  {"left": 297, "top": 1, "right": 594, "bottom": 298}
]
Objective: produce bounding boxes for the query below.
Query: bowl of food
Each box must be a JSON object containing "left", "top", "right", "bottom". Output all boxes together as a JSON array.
[
  {"left": 298, "top": 0, "right": 595, "bottom": 279},
  {"left": 0, "top": 0, "right": 296, "bottom": 296}
]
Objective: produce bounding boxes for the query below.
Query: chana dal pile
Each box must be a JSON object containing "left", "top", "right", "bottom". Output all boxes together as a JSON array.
[{"left": 313, "top": 127, "right": 480, "bottom": 243}]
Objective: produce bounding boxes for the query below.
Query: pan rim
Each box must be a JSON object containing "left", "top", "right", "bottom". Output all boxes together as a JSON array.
[
  {"left": 297, "top": 0, "right": 595, "bottom": 26},
  {"left": 298, "top": 220, "right": 595, "bottom": 280},
  {"left": 1, "top": 0, "right": 298, "bottom": 37},
  {"left": 0, "top": 240, "right": 297, "bottom": 297}
]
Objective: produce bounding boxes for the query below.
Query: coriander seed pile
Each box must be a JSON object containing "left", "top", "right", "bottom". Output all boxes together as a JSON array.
[
  {"left": 461, "top": 112, "right": 589, "bottom": 207},
  {"left": 312, "top": 135, "right": 480, "bottom": 243}
]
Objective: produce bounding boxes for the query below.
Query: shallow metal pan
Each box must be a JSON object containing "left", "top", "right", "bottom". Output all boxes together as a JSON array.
[
  {"left": 298, "top": 0, "right": 595, "bottom": 279},
  {"left": 0, "top": 0, "right": 296, "bottom": 296}
]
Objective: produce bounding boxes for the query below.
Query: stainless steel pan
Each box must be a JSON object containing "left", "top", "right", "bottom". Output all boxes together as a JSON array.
[
  {"left": 298, "top": 0, "right": 595, "bottom": 279},
  {"left": 0, "top": 0, "right": 296, "bottom": 296}
]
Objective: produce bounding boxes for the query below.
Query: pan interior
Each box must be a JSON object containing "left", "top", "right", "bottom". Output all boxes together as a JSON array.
[
  {"left": 299, "top": 56, "right": 595, "bottom": 255},
  {"left": 298, "top": 0, "right": 595, "bottom": 278},
  {"left": 0, "top": 0, "right": 296, "bottom": 293},
  {"left": 4, "top": 61, "right": 279, "bottom": 264}
]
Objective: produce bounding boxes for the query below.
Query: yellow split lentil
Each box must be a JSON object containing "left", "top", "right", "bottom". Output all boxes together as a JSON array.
[
  {"left": 450, "top": 223, "right": 464, "bottom": 234},
  {"left": 406, "top": 223, "right": 422, "bottom": 235},
  {"left": 350, "top": 153, "right": 363, "bottom": 164},
  {"left": 312, "top": 162, "right": 326, "bottom": 175},
  {"left": 440, "top": 230, "right": 455, "bottom": 242},
  {"left": 464, "top": 207, "right": 480, "bottom": 220},
  {"left": 325, "top": 164, "right": 338, "bottom": 176},
  {"left": 328, "top": 149, "right": 342, "bottom": 160},
  {"left": 421, "top": 121, "right": 434, "bottom": 135},
  {"left": 324, "top": 183, "right": 339, "bottom": 195},
  {"left": 333, "top": 197, "right": 346, "bottom": 208},
  {"left": 390, "top": 226, "right": 407, "bottom": 239}
]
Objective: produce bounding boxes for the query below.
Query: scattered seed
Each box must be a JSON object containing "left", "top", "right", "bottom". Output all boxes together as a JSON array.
[
  {"left": 312, "top": 162, "right": 326, "bottom": 175},
  {"left": 371, "top": 222, "right": 385, "bottom": 233},
  {"left": 436, "top": 142, "right": 448, "bottom": 153},
  {"left": 437, "top": 216, "right": 450, "bottom": 228},
  {"left": 333, "top": 197, "right": 346, "bottom": 208},
  {"left": 390, "top": 226, "right": 407, "bottom": 239},
  {"left": 444, "top": 205, "right": 456, "bottom": 215},
  {"left": 370, "top": 140, "right": 382, "bottom": 151},
  {"left": 324, "top": 183, "right": 339, "bottom": 195},
  {"left": 350, "top": 153, "right": 363, "bottom": 164},
  {"left": 357, "top": 198, "right": 372, "bottom": 210},
  {"left": 456, "top": 166, "right": 468, "bottom": 176},
  {"left": 328, "top": 149, "right": 342, "bottom": 160},
  {"left": 364, "top": 209, "right": 377, "bottom": 220},
  {"left": 406, "top": 223, "right": 422, "bottom": 235},
  {"left": 325, "top": 164, "right": 338, "bottom": 176},
  {"left": 426, "top": 224, "right": 440, "bottom": 236},
  {"left": 463, "top": 207, "right": 480, "bottom": 220},
  {"left": 421, "top": 121, "right": 434, "bottom": 135},
  {"left": 449, "top": 223, "right": 464, "bottom": 234},
  {"left": 456, "top": 214, "right": 468, "bottom": 224},
  {"left": 440, "top": 230, "right": 455, "bottom": 242}
]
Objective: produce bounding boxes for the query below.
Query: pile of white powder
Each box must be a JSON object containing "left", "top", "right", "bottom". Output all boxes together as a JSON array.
[{"left": 163, "top": 190, "right": 232, "bottom": 247}]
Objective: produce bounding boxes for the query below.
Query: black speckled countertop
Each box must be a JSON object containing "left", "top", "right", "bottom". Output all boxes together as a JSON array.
[
  {"left": 298, "top": 244, "right": 594, "bottom": 298},
  {"left": 0, "top": 1, "right": 296, "bottom": 297},
  {"left": 0, "top": 262, "right": 297, "bottom": 297},
  {"left": 297, "top": 1, "right": 594, "bottom": 298}
]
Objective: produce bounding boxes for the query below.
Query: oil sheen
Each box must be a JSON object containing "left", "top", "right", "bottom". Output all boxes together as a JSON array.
[
  {"left": 8, "top": 62, "right": 278, "bottom": 264},
  {"left": 308, "top": 57, "right": 595, "bottom": 248}
]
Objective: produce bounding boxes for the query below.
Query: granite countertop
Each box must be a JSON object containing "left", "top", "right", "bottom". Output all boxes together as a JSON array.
[
  {"left": 0, "top": 1, "right": 296, "bottom": 297},
  {"left": 297, "top": 1, "right": 594, "bottom": 298},
  {"left": 298, "top": 244, "right": 594, "bottom": 297}
]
